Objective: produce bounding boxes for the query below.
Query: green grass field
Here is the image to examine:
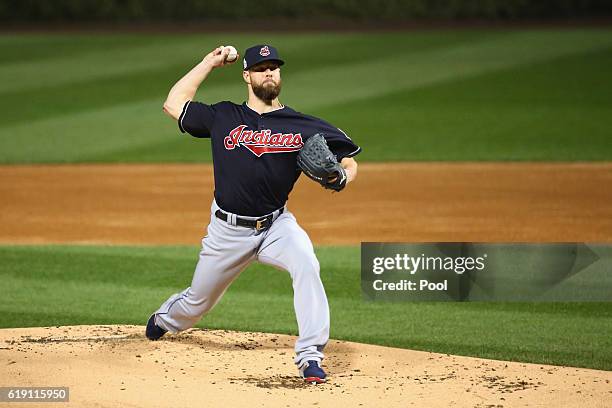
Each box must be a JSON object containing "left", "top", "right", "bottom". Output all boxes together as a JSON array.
[
  {"left": 1, "top": 245, "right": 610, "bottom": 370},
  {"left": 1, "top": 29, "right": 612, "bottom": 163}
]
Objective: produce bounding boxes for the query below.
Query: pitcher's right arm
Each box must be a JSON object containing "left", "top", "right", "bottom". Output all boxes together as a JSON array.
[{"left": 163, "top": 46, "right": 237, "bottom": 120}]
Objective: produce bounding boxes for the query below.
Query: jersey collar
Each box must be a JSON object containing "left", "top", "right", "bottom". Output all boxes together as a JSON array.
[{"left": 244, "top": 101, "right": 286, "bottom": 115}]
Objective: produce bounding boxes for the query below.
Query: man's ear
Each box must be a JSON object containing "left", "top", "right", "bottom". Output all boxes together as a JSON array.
[{"left": 242, "top": 70, "right": 250, "bottom": 84}]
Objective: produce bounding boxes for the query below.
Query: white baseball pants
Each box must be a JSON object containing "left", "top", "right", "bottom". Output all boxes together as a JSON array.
[{"left": 154, "top": 200, "right": 329, "bottom": 367}]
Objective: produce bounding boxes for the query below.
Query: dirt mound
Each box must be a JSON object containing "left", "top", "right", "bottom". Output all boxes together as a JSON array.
[{"left": 1, "top": 325, "right": 610, "bottom": 407}]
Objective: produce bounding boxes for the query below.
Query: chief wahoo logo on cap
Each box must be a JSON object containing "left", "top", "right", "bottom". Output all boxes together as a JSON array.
[{"left": 259, "top": 46, "right": 271, "bottom": 57}]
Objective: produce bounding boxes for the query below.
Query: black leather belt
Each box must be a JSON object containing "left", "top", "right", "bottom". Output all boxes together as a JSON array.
[{"left": 215, "top": 208, "right": 284, "bottom": 231}]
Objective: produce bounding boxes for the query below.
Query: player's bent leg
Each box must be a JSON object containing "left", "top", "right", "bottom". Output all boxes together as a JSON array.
[
  {"left": 257, "top": 212, "right": 330, "bottom": 369},
  {"left": 153, "top": 206, "right": 258, "bottom": 334},
  {"left": 154, "top": 256, "right": 242, "bottom": 334}
]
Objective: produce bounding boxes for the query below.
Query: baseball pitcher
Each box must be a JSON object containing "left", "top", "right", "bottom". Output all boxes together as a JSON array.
[{"left": 146, "top": 44, "right": 361, "bottom": 384}]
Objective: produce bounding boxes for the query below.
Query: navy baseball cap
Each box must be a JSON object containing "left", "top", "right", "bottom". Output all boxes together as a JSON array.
[{"left": 243, "top": 45, "right": 285, "bottom": 71}]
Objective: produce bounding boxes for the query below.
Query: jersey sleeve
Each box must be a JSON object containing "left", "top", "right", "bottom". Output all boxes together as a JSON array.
[
  {"left": 178, "top": 101, "right": 216, "bottom": 138},
  {"left": 318, "top": 121, "right": 361, "bottom": 162}
]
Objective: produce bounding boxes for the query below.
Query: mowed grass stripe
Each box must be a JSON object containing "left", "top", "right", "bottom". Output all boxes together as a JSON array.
[
  {"left": 0, "top": 34, "right": 169, "bottom": 65},
  {"left": 0, "top": 245, "right": 610, "bottom": 370},
  {"left": 0, "top": 31, "right": 486, "bottom": 127},
  {"left": 0, "top": 245, "right": 356, "bottom": 296},
  {"left": 314, "top": 46, "right": 612, "bottom": 161},
  {"left": 282, "top": 29, "right": 612, "bottom": 111},
  {"left": 0, "top": 31, "right": 488, "bottom": 163},
  {"left": 1, "top": 30, "right": 611, "bottom": 163},
  {"left": 0, "top": 31, "right": 479, "bottom": 95},
  {"left": 0, "top": 33, "right": 330, "bottom": 93},
  {"left": 0, "top": 63, "right": 185, "bottom": 128},
  {"left": 0, "top": 99, "right": 177, "bottom": 163},
  {"left": 0, "top": 38, "right": 195, "bottom": 94}
]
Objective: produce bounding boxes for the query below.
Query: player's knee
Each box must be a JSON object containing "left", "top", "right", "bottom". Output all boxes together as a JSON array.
[
  {"left": 291, "top": 252, "right": 320, "bottom": 278},
  {"left": 308, "top": 255, "right": 320, "bottom": 273}
]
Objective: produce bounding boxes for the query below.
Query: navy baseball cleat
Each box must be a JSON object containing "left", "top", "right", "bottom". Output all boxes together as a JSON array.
[
  {"left": 299, "top": 360, "right": 327, "bottom": 384},
  {"left": 145, "top": 314, "right": 167, "bottom": 340}
]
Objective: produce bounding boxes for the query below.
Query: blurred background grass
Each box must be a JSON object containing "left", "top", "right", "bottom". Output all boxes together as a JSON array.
[{"left": 1, "top": 29, "right": 611, "bottom": 163}]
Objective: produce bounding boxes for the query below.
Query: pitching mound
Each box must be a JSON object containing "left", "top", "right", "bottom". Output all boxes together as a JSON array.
[{"left": 1, "top": 325, "right": 609, "bottom": 407}]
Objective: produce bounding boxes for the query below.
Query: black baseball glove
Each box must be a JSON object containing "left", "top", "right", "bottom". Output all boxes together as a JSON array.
[{"left": 297, "top": 133, "right": 347, "bottom": 192}]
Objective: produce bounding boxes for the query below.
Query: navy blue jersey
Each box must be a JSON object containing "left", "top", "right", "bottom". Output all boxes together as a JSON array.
[{"left": 178, "top": 101, "right": 361, "bottom": 216}]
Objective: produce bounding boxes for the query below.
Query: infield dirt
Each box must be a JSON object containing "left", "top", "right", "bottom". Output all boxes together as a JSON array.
[{"left": 1, "top": 162, "right": 611, "bottom": 245}]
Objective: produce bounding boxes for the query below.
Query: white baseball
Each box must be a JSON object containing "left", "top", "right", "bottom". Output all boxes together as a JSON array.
[{"left": 221, "top": 45, "right": 238, "bottom": 63}]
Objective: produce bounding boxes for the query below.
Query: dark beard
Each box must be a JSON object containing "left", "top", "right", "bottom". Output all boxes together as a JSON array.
[{"left": 252, "top": 80, "right": 281, "bottom": 102}]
